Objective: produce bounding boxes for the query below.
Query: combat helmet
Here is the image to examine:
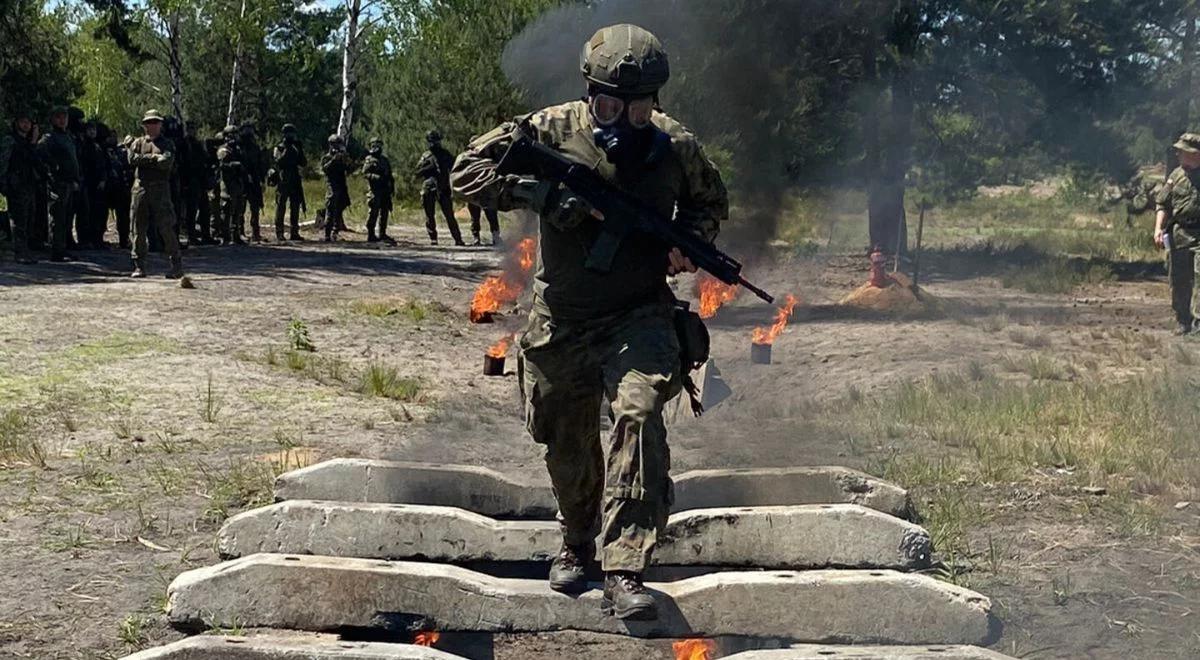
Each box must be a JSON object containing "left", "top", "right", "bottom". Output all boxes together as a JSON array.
[
  {"left": 425, "top": 130, "right": 441, "bottom": 143},
  {"left": 282, "top": 123, "right": 297, "bottom": 134},
  {"left": 327, "top": 133, "right": 344, "bottom": 145},
  {"left": 580, "top": 24, "right": 669, "bottom": 96},
  {"left": 222, "top": 124, "right": 239, "bottom": 140},
  {"left": 368, "top": 136, "right": 383, "bottom": 150}
]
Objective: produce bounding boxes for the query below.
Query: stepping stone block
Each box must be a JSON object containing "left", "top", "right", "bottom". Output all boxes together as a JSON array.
[
  {"left": 275, "top": 460, "right": 914, "bottom": 520},
  {"left": 167, "top": 555, "right": 996, "bottom": 645},
  {"left": 218, "top": 502, "right": 931, "bottom": 570},
  {"left": 722, "top": 645, "right": 1016, "bottom": 659},
  {"left": 120, "top": 634, "right": 465, "bottom": 659}
]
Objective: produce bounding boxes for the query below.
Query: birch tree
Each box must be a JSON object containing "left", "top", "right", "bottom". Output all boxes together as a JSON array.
[{"left": 336, "top": 0, "right": 384, "bottom": 139}]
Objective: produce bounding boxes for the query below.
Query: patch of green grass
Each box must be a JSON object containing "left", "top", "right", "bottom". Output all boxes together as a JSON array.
[
  {"left": 0, "top": 408, "right": 46, "bottom": 467},
  {"left": 198, "top": 371, "right": 224, "bottom": 424},
  {"left": 196, "top": 459, "right": 278, "bottom": 523},
  {"left": 63, "top": 332, "right": 179, "bottom": 364},
  {"left": 288, "top": 318, "right": 316, "bottom": 353},
  {"left": 118, "top": 614, "right": 149, "bottom": 650},
  {"left": 1000, "top": 259, "right": 1114, "bottom": 295},
  {"left": 357, "top": 363, "right": 422, "bottom": 401},
  {"left": 348, "top": 297, "right": 442, "bottom": 323}
]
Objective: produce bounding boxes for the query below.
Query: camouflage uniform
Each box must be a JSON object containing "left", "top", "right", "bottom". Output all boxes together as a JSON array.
[
  {"left": 453, "top": 99, "right": 727, "bottom": 574},
  {"left": 127, "top": 112, "right": 183, "bottom": 275},
  {"left": 217, "top": 128, "right": 247, "bottom": 244},
  {"left": 5, "top": 121, "right": 45, "bottom": 261},
  {"left": 239, "top": 126, "right": 267, "bottom": 241},
  {"left": 38, "top": 110, "right": 81, "bottom": 261},
  {"left": 416, "top": 136, "right": 464, "bottom": 245},
  {"left": 1157, "top": 160, "right": 1200, "bottom": 331},
  {"left": 361, "top": 140, "right": 395, "bottom": 242},
  {"left": 105, "top": 134, "right": 134, "bottom": 249},
  {"left": 320, "top": 137, "right": 352, "bottom": 241},
  {"left": 272, "top": 126, "right": 306, "bottom": 240}
]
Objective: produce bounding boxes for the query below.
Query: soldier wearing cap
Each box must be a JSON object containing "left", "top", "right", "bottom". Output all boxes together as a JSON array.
[
  {"left": 37, "top": 105, "right": 81, "bottom": 261},
  {"left": 361, "top": 137, "right": 395, "bottom": 244},
  {"left": 272, "top": 123, "right": 307, "bottom": 241},
  {"left": 1155, "top": 133, "right": 1200, "bottom": 335},
  {"left": 127, "top": 109, "right": 184, "bottom": 278},
  {"left": 320, "top": 133, "right": 352, "bottom": 242},
  {"left": 217, "top": 125, "right": 247, "bottom": 245},
  {"left": 452, "top": 24, "right": 728, "bottom": 620},
  {"left": 415, "top": 130, "right": 464, "bottom": 246}
]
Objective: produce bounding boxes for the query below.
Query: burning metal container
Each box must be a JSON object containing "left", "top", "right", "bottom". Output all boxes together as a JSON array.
[
  {"left": 750, "top": 342, "right": 772, "bottom": 365},
  {"left": 484, "top": 334, "right": 514, "bottom": 376}
]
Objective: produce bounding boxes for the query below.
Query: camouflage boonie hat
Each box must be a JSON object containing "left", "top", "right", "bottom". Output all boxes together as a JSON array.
[
  {"left": 142, "top": 109, "right": 165, "bottom": 123},
  {"left": 1174, "top": 133, "right": 1200, "bottom": 154}
]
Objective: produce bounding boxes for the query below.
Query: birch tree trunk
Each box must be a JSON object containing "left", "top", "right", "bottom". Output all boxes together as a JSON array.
[
  {"left": 337, "top": 0, "right": 362, "bottom": 140},
  {"left": 226, "top": 0, "right": 248, "bottom": 126}
]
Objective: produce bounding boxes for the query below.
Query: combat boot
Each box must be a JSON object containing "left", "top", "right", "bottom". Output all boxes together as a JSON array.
[
  {"left": 380, "top": 233, "right": 397, "bottom": 246},
  {"left": 548, "top": 542, "right": 592, "bottom": 594},
  {"left": 602, "top": 572, "right": 657, "bottom": 621},
  {"left": 471, "top": 233, "right": 483, "bottom": 247},
  {"left": 130, "top": 259, "right": 145, "bottom": 278},
  {"left": 165, "top": 255, "right": 183, "bottom": 280},
  {"left": 367, "top": 230, "right": 379, "bottom": 243},
  {"left": 491, "top": 231, "right": 502, "bottom": 247}
]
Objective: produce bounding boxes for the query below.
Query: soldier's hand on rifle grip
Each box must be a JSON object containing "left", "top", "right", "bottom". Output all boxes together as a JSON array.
[{"left": 667, "top": 247, "right": 697, "bottom": 275}]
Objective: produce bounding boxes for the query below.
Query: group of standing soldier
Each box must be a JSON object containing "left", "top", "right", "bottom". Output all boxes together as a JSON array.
[{"left": 3, "top": 106, "right": 495, "bottom": 271}]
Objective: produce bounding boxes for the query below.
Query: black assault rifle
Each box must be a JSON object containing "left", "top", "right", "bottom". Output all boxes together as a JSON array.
[{"left": 496, "top": 135, "right": 774, "bottom": 304}]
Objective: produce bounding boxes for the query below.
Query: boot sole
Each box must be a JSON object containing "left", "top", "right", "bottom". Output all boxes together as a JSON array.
[
  {"left": 548, "top": 575, "right": 588, "bottom": 594},
  {"left": 600, "top": 597, "right": 657, "bottom": 621}
]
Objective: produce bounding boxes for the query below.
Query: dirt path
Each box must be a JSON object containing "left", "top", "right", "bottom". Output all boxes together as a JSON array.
[{"left": 1, "top": 226, "right": 1197, "bottom": 659}]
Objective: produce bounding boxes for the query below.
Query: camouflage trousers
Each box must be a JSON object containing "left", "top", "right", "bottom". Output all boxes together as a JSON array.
[
  {"left": 1168, "top": 226, "right": 1200, "bottom": 328},
  {"left": 7, "top": 191, "right": 34, "bottom": 258},
  {"left": 48, "top": 183, "right": 75, "bottom": 257},
  {"left": 221, "top": 191, "right": 246, "bottom": 240},
  {"left": 130, "top": 185, "right": 180, "bottom": 261},
  {"left": 519, "top": 302, "right": 681, "bottom": 573}
]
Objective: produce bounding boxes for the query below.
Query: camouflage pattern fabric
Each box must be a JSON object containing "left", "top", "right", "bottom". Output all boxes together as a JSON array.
[
  {"left": 127, "top": 134, "right": 181, "bottom": 261},
  {"left": 38, "top": 126, "right": 81, "bottom": 257},
  {"left": 273, "top": 139, "right": 306, "bottom": 238},
  {"left": 453, "top": 99, "right": 727, "bottom": 573},
  {"left": 1157, "top": 166, "right": 1200, "bottom": 328},
  {"left": 217, "top": 142, "right": 246, "bottom": 240}
]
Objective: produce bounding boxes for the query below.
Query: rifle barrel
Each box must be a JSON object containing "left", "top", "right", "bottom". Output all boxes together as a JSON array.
[{"left": 739, "top": 278, "right": 774, "bottom": 304}]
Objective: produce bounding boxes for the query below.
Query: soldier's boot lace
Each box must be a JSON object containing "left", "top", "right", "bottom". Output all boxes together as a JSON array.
[
  {"left": 601, "top": 572, "right": 657, "bottom": 621},
  {"left": 130, "top": 259, "right": 145, "bottom": 279},
  {"left": 166, "top": 256, "right": 184, "bottom": 280},
  {"left": 548, "top": 542, "right": 592, "bottom": 594}
]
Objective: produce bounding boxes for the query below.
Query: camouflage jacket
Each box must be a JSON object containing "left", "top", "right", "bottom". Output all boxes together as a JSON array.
[
  {"left": 272, "top": 140, "right": 306, "bottom": 186},
  {"left": 452, "top": 100, "right": 729, "bottom": 320},
  {"left": 415, "top": 144, "right": 454, "bottom": 194},
  {"left": 362, "top": 152, "right": 394, "bottom": 196},
  {"left": 1156, "top": 166, "right": 1200, "bottom": 229},
  {"left": 216, "top": 142, "right": 246, "bottom": 196},
  {"left": 4, "top": 130, "right": 45, "bottom": 196},
  {"left": 38, "top": 128, "right": 81, "bottom": 187},
  {"left": 321, "top": 149, "right": 352, "bottom": 194},
  {"left": 240, "top": 137, "right": 268, "bottom": 186},
  {"left": 127, "top": 135, "right": 176, "bottom": 191}
]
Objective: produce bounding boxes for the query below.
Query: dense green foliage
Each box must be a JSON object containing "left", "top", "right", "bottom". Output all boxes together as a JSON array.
[{"left": 3, "top": 0, "right": 1200, "bottom": 214}]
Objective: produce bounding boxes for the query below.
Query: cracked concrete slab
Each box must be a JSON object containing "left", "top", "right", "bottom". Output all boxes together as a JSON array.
[
  {"left": 120, "top": 634, "right": 465, "bottom": 659},
  {"left": 218, "top": 501, "right": 931, "bottom": 570},
  {"left": 167, "top": 555, "right": 996, "bottom": 645},
  {"left": 274, "top": 460, "right": 913, "bottom": 519},
  {"left": 722, "top": 645, "right": 1016, "bottom": 659}
]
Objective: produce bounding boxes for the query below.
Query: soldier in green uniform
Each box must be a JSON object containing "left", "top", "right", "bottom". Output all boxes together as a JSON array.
[
  {"left": 1155, "top": 133, "right": 1200, "bottom": 335},
  {"left": 415, "top": 130, "right": 464, "bottom": 246},
  {"left": 320, "top": 134, "right": 352, "bottom": 242},
  {"left": 452, "top": 24, "right": 728, "bottom": 620},
  {"left": 272, "top": 123, "right": 306, "bottom": 241},
  {"left": 5, "top": 113, "right": 44, "bottom": 264},
  {"left": 361, "top": 137, "right": 396, "bottom": 244},
  {"left": 37, "top": 106, "right": 80, "bottom": 262},
  {"left": 217, "top": 125, "right": 247, "bottom": 245},
  {"left": 127, "top": 109, "right": 184, "bottom": 278},
  {"left": 239, "top": 122, "right": 268, "bottom": 242}
]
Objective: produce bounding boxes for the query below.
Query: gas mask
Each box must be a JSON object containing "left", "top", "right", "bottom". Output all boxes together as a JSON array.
[{"left": 589, "top": 93, "right": 671, "bottom": 170}]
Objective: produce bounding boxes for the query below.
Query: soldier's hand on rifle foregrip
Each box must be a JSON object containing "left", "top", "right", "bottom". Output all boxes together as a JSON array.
[{"left": 667, "top": 248, "right": 697, "bottom": 275}]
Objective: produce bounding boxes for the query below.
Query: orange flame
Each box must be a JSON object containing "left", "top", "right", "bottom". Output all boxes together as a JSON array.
[
  {"left": 696, "top": 274, "right": 739, "bottom": 319},
  {"left": 751, "top": 294, "right": 798, "bottom": 345},
  {"left": 672, "top": 638, "right": 716, "bottom": 660},
  {"left": 470, "top": 237, "right": 537, "bottom": 323},
  {"left": 413, "top": 631, "right": 441, "bottom": 647},
  {"left": 487, "top": 334, "right": 514, "bottom": 358}
]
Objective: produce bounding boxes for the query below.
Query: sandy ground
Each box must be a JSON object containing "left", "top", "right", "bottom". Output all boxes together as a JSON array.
[{"left": 1, "top": 221, "right": 1198, "bottom": 660}]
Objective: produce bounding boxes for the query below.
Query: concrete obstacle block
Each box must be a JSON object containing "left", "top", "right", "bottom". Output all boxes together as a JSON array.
[
  {"left": 168, "top": 555, "right": 996, "bottom": 645},
  {"left": 722, "top": 645, "right": 1016, "bottom": 659},
  {"left": 120, "top": 633, "right": 466, "bottom": 659},
  {"left": 218, "top": 501, "right": 931, "bottom": 571},
  {"left": 272, "top": 459, "right": 558, "bottom": 519},
  {"left": 275, "top": 460, "right": 914, "bottom": 519}
]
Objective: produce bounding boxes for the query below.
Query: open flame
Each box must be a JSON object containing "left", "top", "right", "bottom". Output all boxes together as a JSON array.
[
  {"left": 672, "top": 638, "right": 716, "bottom": 660},
  {"left": 487, "top": 334, "right": 514, "bottom": 358},
  {"left": 751, "top": 294, "right": 798, "bottom": 345},
  {"left": 696, "top": 274, "right": 739, "bottom": 319},
  {"left": 469, "top": 237, "right": 537, "bottom": 323},
  {"left": 413, "top": 631, "right": 441, "bottom": 647}
]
